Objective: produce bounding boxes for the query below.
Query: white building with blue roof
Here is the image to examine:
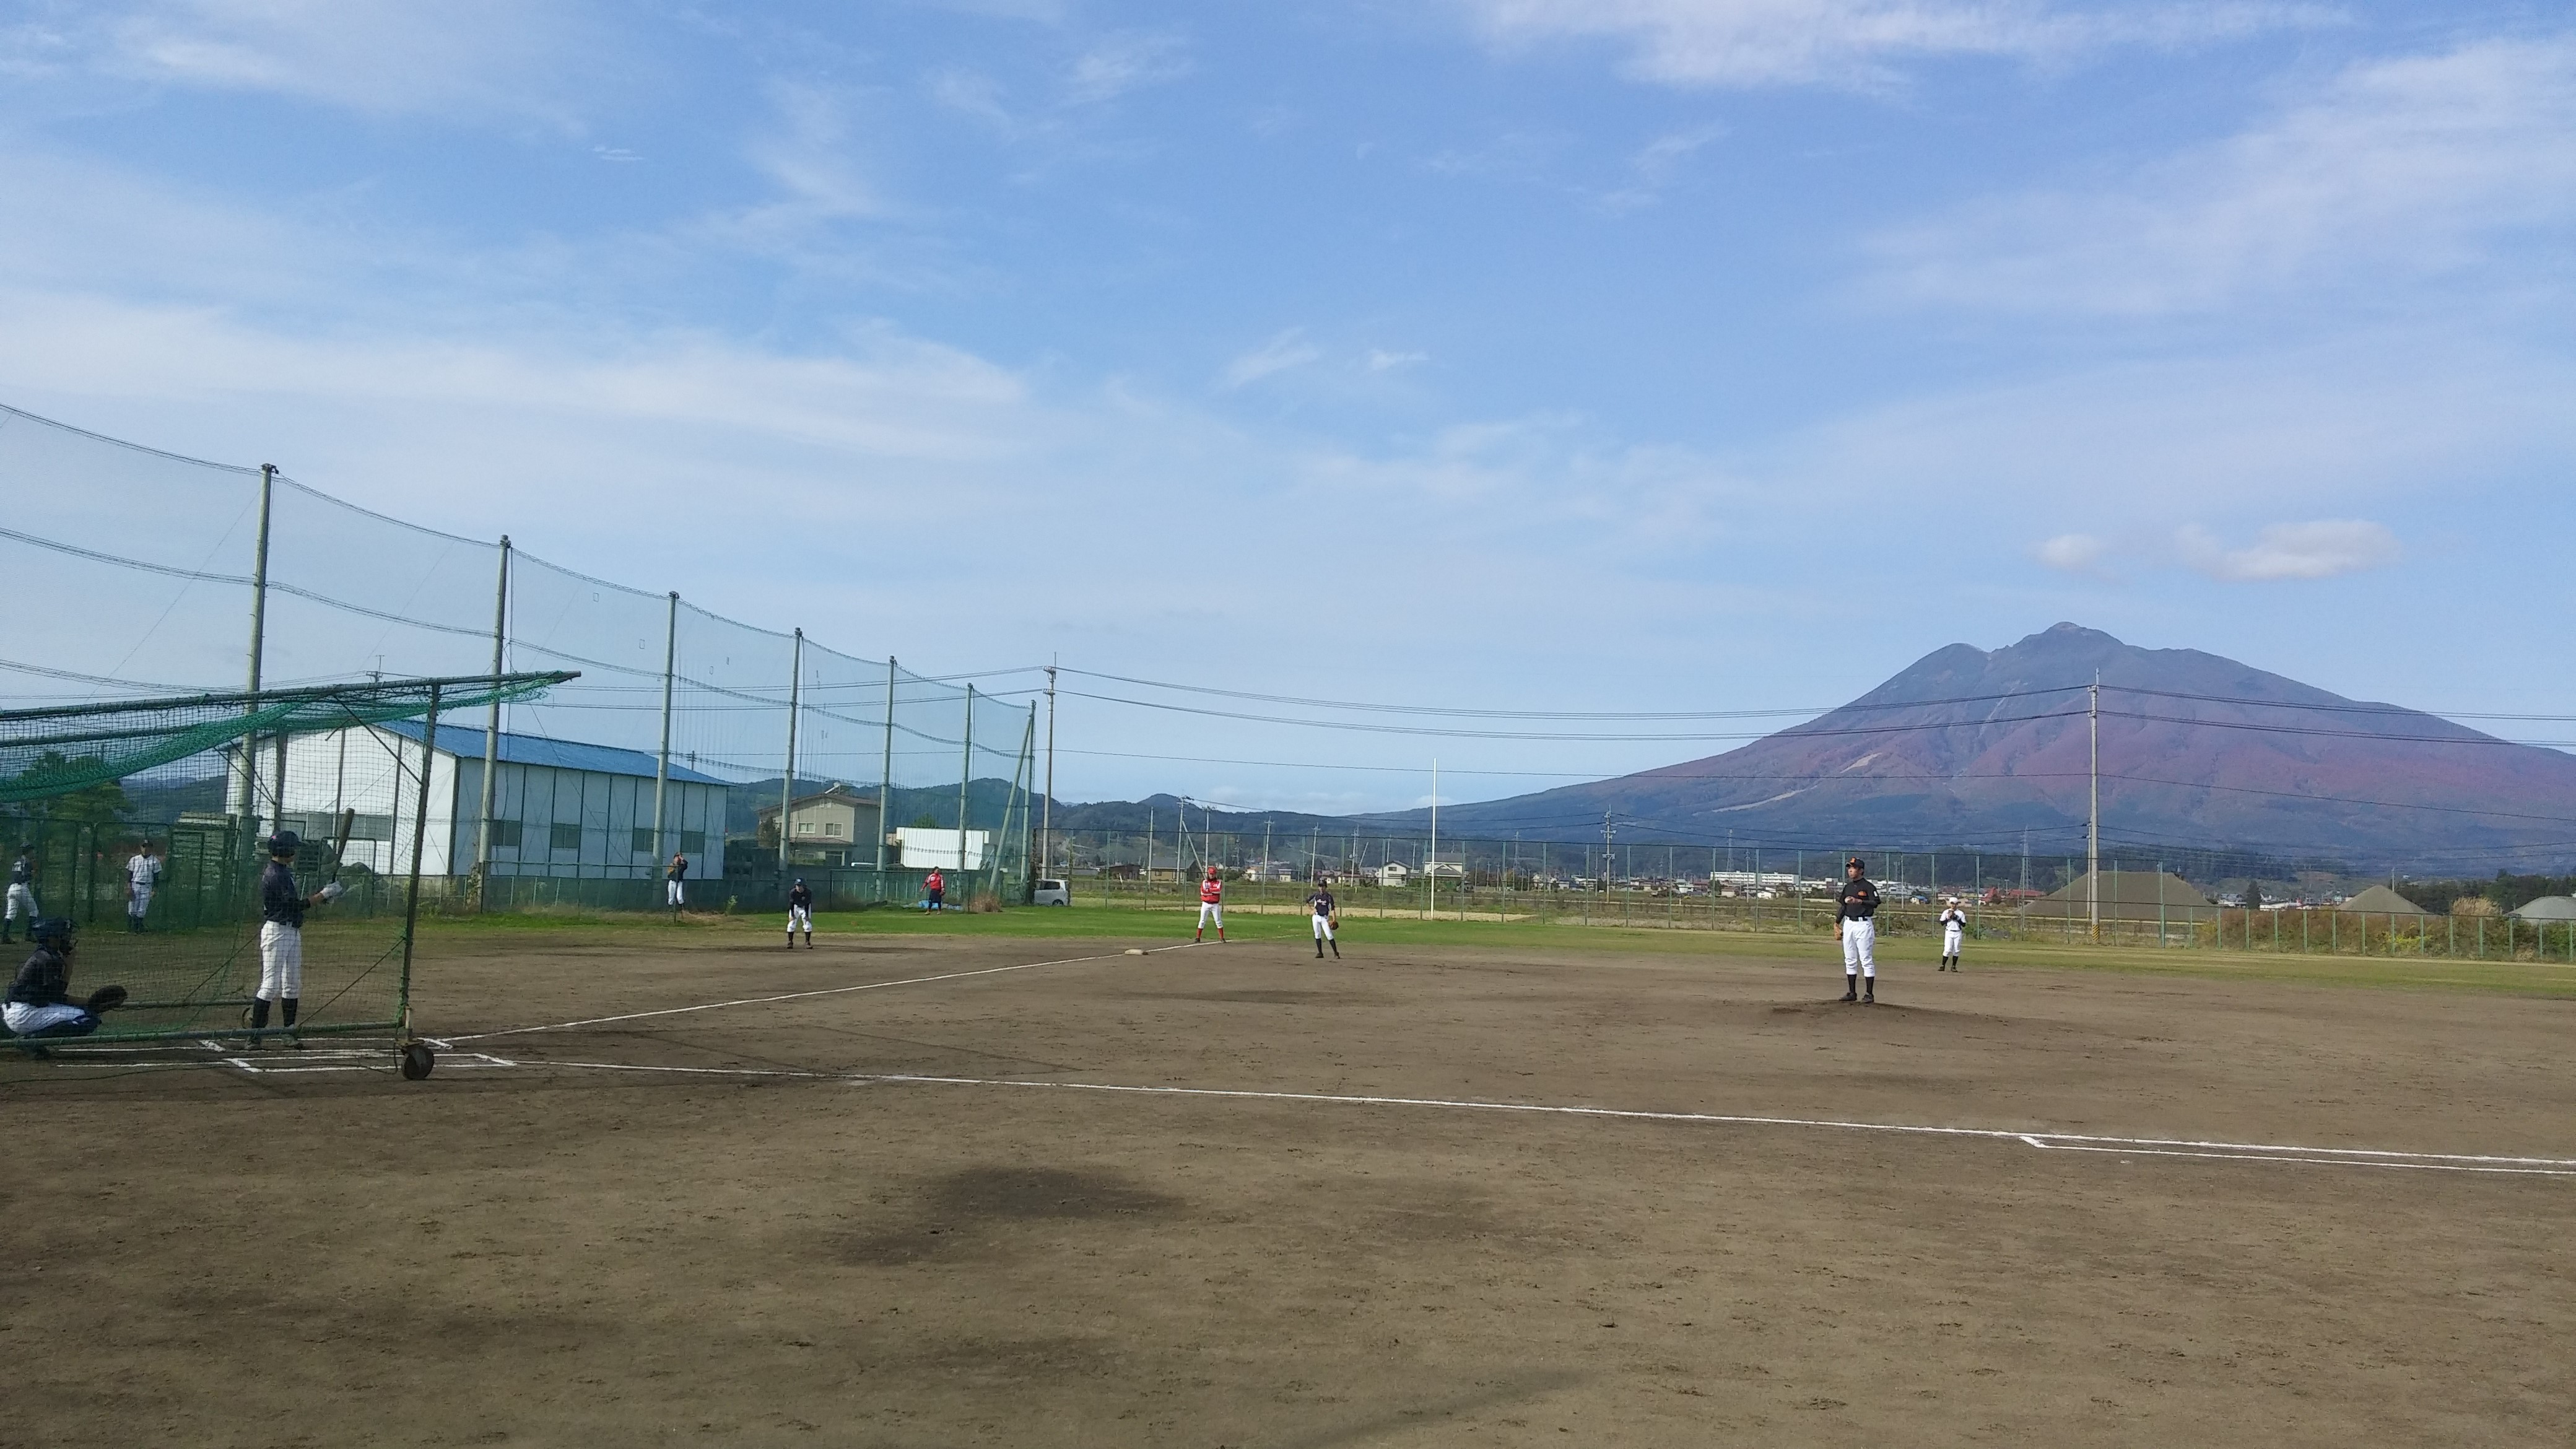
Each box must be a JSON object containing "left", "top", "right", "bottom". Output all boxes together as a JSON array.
[{"left": 276, "top": 718, "right": 730, "bottom": 881}]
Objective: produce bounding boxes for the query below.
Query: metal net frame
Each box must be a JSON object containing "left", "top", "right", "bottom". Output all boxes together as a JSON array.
[{"left": 1, "top": 672, "right": 569, "bottom": 1058}]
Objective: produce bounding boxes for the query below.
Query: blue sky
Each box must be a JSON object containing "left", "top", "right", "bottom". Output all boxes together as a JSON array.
[{"left": 3, "top": 1, "right": 2571, "bottom": 811}]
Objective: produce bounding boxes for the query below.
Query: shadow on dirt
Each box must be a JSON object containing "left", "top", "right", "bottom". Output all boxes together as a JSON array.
[{"left": 844, "top": 1165, "right": 1183, "bottom": 1266}]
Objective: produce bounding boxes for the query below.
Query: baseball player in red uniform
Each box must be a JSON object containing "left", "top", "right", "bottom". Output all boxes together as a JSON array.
[{"left": 1194, "top": 868, "right": 1226, "bottom": 942}]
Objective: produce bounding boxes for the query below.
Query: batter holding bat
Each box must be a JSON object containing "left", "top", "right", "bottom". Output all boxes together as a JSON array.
[{"left": 249, "top": 831, "right": 342, "bottom": 1045}]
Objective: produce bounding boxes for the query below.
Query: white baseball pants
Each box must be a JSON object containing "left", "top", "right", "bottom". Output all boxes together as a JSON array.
[
  {"left": 1943, "top": 926, "right": 1963, "bottom": 957},
  {"left": 4, "top": 882, "right": 34, "bottom": 921},
  {"left": 1198, "top": 903, "right": 1223, "bottom": 929},
  {"left": 4, "top": 1001, "right": 92, "bottom": 1036},
  {"left": 789, "top": 905, "right": 811, "bottom": 933},
  {"left": 258, "top": 921, "right": 304, "bottom": 1001},
  {"left": 129, "top": 886, "right": 154, "bottom": 920},
  {"left": 1840, "top": 918, "right": 1876, "bottom": 978},
  {"left": 667, "top": 881, "right": 685, "bottom": 907},
  {"left": 1312, "top": 913, "right": 1334, "bottom": 941}
]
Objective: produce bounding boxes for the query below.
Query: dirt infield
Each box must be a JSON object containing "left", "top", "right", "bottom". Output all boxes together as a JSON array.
[{"left": 4, "top": 926, "right": 2570, "bottom": 1447}]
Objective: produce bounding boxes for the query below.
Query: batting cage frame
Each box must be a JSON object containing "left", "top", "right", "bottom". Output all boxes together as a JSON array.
[{"left": 2, "top": 671, "right": 572, "bottom": 1076}]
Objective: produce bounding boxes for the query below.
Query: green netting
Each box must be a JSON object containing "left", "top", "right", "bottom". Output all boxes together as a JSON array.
[{"left": 1, "top": 673, "right": 571, "bottom": 803}]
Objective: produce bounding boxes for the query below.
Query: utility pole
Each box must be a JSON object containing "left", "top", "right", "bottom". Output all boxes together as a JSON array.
[
  {"left": 778, "top": 628, "right": 803, "bottom": 877},
  {"left": 875, "top": 657, "right": 895, "bottom": 876},
  {"left": 473, "top": 535, "right": 510, "bottom": 908},
  {"left": 651, "top": 592, "right": 677, "bottom": 868},
  {"left": 1601, "top": 811, "right": 1615, "bottom": 892},
  {"left": 2087, "top": 673, "right": 2101, "bottom": 941},
  {"left": 958, "top": 684, "right": 975, "bottom": 882},
  {"left": 1042, "top": 662, "right": 1058, "bottom": 877},
  {"left": 233, "top": 463, "right": 277, "bottom": 859},
  {"left": 1428, "top": 758, "right": 1438, "bottom": 921}
]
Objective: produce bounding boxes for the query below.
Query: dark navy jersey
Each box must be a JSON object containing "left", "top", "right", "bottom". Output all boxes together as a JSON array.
[
  {"left": 260, "top": 859, "right": 305, "bottom": 928},
  {"left": 1837, "top": 877, "right": 1880, "bottom": 921},
  {"left": 1307, "top": 889, "right": 1336, "bottom": 917},
  {"left": 8, "top": 946, "right": 69, "bottom": 1007},
  {"left": 667, "top": 856, "right": 689, "bottom": 882},
  {"left": 8, "top": 856, "right": 30, "bottom": 885},
  {"left": 788, "top": 884, "right": 813, "bottom": 909}
]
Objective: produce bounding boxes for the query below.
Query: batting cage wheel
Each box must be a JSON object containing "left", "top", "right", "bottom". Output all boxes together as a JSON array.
[{"left": 399, "top": 1042, "right": 436, "bottom": 1081}]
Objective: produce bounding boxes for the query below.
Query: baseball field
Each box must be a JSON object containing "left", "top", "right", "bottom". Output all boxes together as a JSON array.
[{"left": 4, "top": 910, "right": 2570, "bottom": 1447}]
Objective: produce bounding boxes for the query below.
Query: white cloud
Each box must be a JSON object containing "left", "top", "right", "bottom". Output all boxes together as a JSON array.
[
  {"left": 1365, "top": 348, "right": 1429, "bottom": 372},
  {"left": 2034, "top": 533, "right": 2107, "bottom": 573},
  {"left": 2177, "top": 520, "right": 2399, "bottom": 581},
  {"left": 1220, "top": 329, "right": 1325, "bottom": 389},
  {"left": 1065, "top": 32, "right": 1191, "bottom": 105},
  {"left": 1454, "top": 0, "right": 2326, "bottom": 90},
  {"left": 63, "top": 0, "right": 601, "bottom": 121},
  {"left": 1868, "top": 36, "right": 2576, "bottom": 314}
]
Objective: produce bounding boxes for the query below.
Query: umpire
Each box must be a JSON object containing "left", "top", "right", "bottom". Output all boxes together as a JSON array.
[{"left": 1835, "top": 856, "right": 1881, "bottom": 1004}]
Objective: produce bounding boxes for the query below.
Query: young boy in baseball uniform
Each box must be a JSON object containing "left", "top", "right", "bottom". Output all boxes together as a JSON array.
[
  {"left": 1194, "top": 868, "right": 1226, "bottom": 943},
  {"left": 3, "top": 845, "right": 38, "bottom": 944},
  {"left": 786, "top": 878, "right": 814, "bottom": 948},
  {"left": 251, "top": 831, "right": 341, "bottom": 1045},
  {"left": 1937, "top": 897, "right": 1967, "bottom": 970},
  {"left": 125, "top": 840, "right": 163, "bottom": 933},
  {"left": 1307, "top": 882, "right": 1339, "bottom": 959},
  {"left": 1835, "top": 856, "right": 1881, "bottom": 1004}
]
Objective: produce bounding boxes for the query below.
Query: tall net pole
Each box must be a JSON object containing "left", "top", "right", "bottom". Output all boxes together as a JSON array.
[
  {"left": 232, "top": 462, "right": 276, "bottom": 866},
  {"left": 876, "top": 656, "right": 895, "bottom": 876},
  {"left": 399, "top": 682, "right": 442, "bottom": 1029},
  {"left": 650, "top": 591, "right": 677, "bottom": 862},
  {"left": 957, "top": 684, "right": 975, "bottom": 879},
  {"left": 472, "top": 534, "right": 510, "bottom": 907},
  {"left": 778, "top": 627, "right": 804, "bottom": 877}
]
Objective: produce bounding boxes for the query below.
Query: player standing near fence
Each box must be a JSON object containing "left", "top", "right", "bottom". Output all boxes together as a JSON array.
[
  {"left": 250, "top": 831, "right": 342, "bottom": 1045},
  {"left": 1195, "top": 868, "right": 1226, "bottom": 943},
  {"left": 786, "top": 878, "right": 814, "bottom": 948},
  {"left": 923, "top": 867, "right": 945, "bottom": 912},
  {"left": 124, "top": 840, "right": 162, "bottom": 933},
  {"left": 665, "top": 851, "right": 690, "bottom": 914},
  {"left": 1937, "top": 897, "right": 1967, "bottom": 970},
  {"left": 1307, "top": 882, "right": 1339, "bottom": 959},
  {"left": 1835, "top": 856, "right": 1880, "bottom": 1004},
  {"left": 3, "top": 845, "right": 39, "bottom": 944}
]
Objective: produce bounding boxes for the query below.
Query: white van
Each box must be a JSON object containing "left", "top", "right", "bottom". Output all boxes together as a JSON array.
[{"left": 1032, "top": 877, "right": 1071, "bottom": 907}]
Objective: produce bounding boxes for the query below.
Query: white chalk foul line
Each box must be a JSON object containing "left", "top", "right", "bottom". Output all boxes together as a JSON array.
[
  {"left": 441, "top": 941, "right": 1199, "bottom": 1045},
  {"left": 489, "top": 1059, "right": 2576, "bottom": 1177}
]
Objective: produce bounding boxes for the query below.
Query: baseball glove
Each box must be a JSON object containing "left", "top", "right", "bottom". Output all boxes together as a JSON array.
[{"left": 84, "top": 985, "right": 128, "bottom": 1014}]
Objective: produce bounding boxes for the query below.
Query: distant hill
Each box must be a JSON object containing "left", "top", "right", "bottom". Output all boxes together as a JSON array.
[{"left": 1357, "top": 623, "right": 2576, "bottom": 873}]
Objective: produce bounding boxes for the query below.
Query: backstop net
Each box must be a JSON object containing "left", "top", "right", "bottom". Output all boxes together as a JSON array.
[{"left": 1, "top": 672, "right": 568, "bottom": 1046}]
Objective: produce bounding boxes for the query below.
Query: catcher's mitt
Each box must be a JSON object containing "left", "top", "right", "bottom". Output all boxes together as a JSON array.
[{"left": 84, "top": 984, "right": 128, "bottom": 1014}]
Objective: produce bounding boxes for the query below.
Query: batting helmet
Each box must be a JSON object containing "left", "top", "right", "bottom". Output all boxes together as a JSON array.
[
  {"left": 28, "top": 916, "right": 74, "bottom": 948},
  {"left": 266, "top": 830, "right": 302, "bottom": 855}
]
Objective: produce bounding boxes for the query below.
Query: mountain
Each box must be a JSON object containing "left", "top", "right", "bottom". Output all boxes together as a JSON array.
[{"left": 1368, "top": 624, "right": 2576, "bottom": 873}]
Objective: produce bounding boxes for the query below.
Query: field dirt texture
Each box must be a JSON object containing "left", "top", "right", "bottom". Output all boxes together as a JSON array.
[{"left": 2, "top": 928, "right": 2570, "bottom": 1447}]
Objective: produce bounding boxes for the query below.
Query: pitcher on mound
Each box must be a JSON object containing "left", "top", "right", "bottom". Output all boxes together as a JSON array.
[{"left": 1835, "top": 856, "right": 1881, "bottom": 1004}]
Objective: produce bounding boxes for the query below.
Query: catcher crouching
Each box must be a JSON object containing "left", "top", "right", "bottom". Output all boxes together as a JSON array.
[{"left": 5, "top": 918, "right": 128, "bottom": 1048}]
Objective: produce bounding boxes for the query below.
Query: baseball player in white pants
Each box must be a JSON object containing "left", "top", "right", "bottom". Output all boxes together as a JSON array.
[
  {"left": 3, "top": 845, "right": 38, "bottom": 944},
  {"left": 1307, "top": 884, "right": 1339, "bottom": 959},
  {"left": 1834, "top": 856, "right": 1881, "bottom": 1004},
  {"left": 786, "top": 879, "right": 814, "bottom": 948},
  {"left": 1194, "top": 869, "right": 1226, "bottom": 943},
  {"left": 126, "top": 841, "right": 163, "bottom": 933},
  {"left": 1938, "top": 898, "right": 1967, "bottom": 970}
]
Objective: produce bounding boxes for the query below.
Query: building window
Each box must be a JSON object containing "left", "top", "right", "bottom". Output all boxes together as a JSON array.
[
  {"left": 550, "top": 823, "right": 583, "bottom": 853},
  {"left": 824, "top": 822, "right": 842, "bottom": 837},
  {"left": 795, "top": 820, "right": 815, "bottom": 837},
  {"left": 679, "top": 830, "right": 706, "bottom": 856},
  {"left": 489, "top": 820, "right": 523, "bottom": 849},
  {"left": 630, "top": 827, "right": 654, "bottom": 855}
]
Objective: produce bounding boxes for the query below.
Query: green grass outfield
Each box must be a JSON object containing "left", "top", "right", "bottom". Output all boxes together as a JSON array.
[{"left": 415, "top": 899, "right": 2576, "bottom": 998}]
